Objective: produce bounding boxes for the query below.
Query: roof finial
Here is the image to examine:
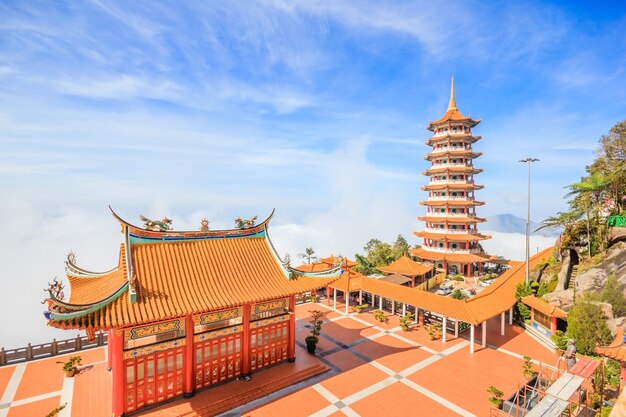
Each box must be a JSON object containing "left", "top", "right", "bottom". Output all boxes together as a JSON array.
[{"left": 447, "top": 76, "right": 457, "bottom": 112}]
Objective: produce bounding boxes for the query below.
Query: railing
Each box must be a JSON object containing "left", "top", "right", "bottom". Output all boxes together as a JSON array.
[
  {"left": 0, "top": 332, "right": 107, "bottom": 366},
  {"left": 426, "top": 196, "right": 469, "bottom": 201},
  {"left": 432, "top": 130, "right": 471, "bottom": 138},
  {"left": 429, "top": 180, "right": 471, "bottom": 185},
  {"left": 429, "top": 146, "right": 473, "bottom": 154},
  {"left": 421, "top": 247, "right": 480, "bottom": 254},
  {"left": 423, "top": 227, "right": 479, "bottom": 234},
  {"left": 415, "top": 273, "right": 446, "bottom": 291},
  {"left": 425, "top": 212, "right": 476, "bottom": 218},
  {"left": 429, "top": 163, "right": 471, "bottom": 169}
]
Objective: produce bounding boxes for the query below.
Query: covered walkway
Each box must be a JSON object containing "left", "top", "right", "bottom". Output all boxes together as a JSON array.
[{"left": 326, "top": 247, "right": 553, "bottom": 354}]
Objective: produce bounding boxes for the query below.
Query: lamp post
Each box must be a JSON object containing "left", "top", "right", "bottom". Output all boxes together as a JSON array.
[{"left": 519, "top": 158, "right": 540, "bottom": 285}]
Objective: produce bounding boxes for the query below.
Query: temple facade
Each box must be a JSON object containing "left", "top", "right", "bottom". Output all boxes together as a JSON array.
[
  {"left": 43, "top": 209, "right": 339, "bottom": 416},
  {"left": 412, "top": 78, "right": 492, "bottom": 277}
]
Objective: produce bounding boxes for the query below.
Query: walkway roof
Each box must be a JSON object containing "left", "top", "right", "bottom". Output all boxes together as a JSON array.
[{"left": 376, "top": 255, "right": 433, "bottom": 277}]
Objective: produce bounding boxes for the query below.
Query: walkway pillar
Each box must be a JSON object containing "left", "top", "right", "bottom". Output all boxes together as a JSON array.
[
  {"left": 500, "top": 312, "right": 505, "bottom": 336},
  {"left": 333, "top": 290, "right": 337, "bottom": 311},
  {"left": 345, "top": 292, "right": 350, "bottom": 315},
  {"left": 379, "top": 296, "right": 383, "bottom": 310},
  {"left": 454, "top": 319, "right": 459, "bottom": 338},
  {"left": 509, "top": 307, "right": 513, "bottom": 325},
  {"left": 359, "top": 290, "right": 363, "bottom": 304},
  {"left": 470, "top": 325, "right": 475, "bottom": 354},
  {"left": 111, "top": 329, "right": 124, "bottom": 417},
  {"left": 481, "top": 321, "right": 487, "bottom": 347},
  {"left": 242, "top": 304, "right": 252, "bottom": 375},
  {"left": 184, "top": 315, "right": 195, "bottom": 397},
  {"left": 442, "top": 316, "right": 447, "bottom": 343},
  {"left": 326, "top": 286, "right": 331, "bottom": 306},
  {"left": 288, "top": 296, "right": 296, "bottom": 362},
  {"left": 391, "top": 300, "right": 395, "bottom": 315},
  {"left": 402, "top": 304, "right": 406, "bottom": 317},
  {"left": 414, "top": 307, "right": 418, "bottom": 323},
  {"left": 371, "top": 293, "right": 375, "bottom": 307}
]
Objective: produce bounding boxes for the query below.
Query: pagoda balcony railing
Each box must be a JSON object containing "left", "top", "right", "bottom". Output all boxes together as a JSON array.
[
  {"left": 426, "top": 196, "right": 469, "bottom": 201},
  {"left": 423, "top": 227, "right": 480, "bottom": 234},
  {"left": 429, "top": 162, "right": 472, "bottom": 169},
  {"left": 432, "top": 130, "right": 471, "bottom": 138},
  {"left": 422, "top": 246, "right": 481, "bottom": 254},
  {"left": 429, "top": 145, "right": 473, "bottom": 154},
  {"left": 429, "top": 179, "right": 472, "bottom": 185},
  {"left": 425, "top": 212, "right": 476, "bottom": 217},
  {"left": 0, "top": 332, "right": 107, "bottom": 366}
]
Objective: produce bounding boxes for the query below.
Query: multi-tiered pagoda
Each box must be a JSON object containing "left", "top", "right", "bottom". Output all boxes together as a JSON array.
[{"left": 411, "top": 78, "right": 491, "bottom": 277}]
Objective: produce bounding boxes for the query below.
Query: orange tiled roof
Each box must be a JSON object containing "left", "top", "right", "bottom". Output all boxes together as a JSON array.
[
  {"left": 376, "top": 255, "right": 433, "bottom": 277},
  {"left": 414, "top": 231, "right": 491, "bottom": 242},
  {"left": 420, "top": 200, "right": 485, "bottom": 207},
  {"left": 410, "top": 247, "right": 493, "bottom": 263},
  {"left": 423, "top": 166, "right": 483, "bottom": 175},
  {"left": 328, "top": 269, "right": 365, "bottom": 292},
  {"left": 422, "top": 183, "right": 484, "bottom": 191},
  {"left": 320, "top": 256, "right": 357, "bottom": 268},
  {"left": 595, "top": 328, "right": 626, "bottom": 361},
  {"left": 293, "top": 262, "right": 333, "bottom": 273},
  {"left": 328, "top": 248, "right": 553, "bottom": 325},
  {"left": 418, "top": 216, "right": 486, "bottom": 223},
  {"left": 424, "top": 150, "right": 482, "bottom": 161},
  {"left": 50, "top": 236, "right": 340, "bottom": 330},
  {"left": 521, "top": 295, "right": 567, "bottom": 319},
  {"left": 68, "top": 269, "right": 127, "bottom": 305}
]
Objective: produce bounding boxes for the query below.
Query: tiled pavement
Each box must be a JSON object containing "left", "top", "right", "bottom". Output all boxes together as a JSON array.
[{"left": 0, "top": 302, "right": 559, "bottom": 417}]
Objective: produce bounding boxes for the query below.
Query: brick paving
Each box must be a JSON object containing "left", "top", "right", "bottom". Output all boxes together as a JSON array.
[{"left": 0, "top": 301, "right": 559, "bottom": 417}]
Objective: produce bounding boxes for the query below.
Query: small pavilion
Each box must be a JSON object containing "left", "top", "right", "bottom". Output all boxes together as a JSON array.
[
  {"left": 521, "top": 295, "right": 567, "bottom": 337},
  {"left": 376, "top": 254, "right": 434, "bottom": 288}
]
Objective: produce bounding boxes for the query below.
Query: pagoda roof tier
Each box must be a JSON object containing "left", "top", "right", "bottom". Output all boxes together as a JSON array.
[
  {"left": 425, "top": 135, "right": 481, "bottom": 146},
  {"left": 414, "top": 231, "right": 492, "bottom": 242},
  {"left": 423, "top": 166, "right": 483, "bottom": 176},
  {"left": 420, "top": 199, "right": 485, "bottom": 207},
  {"left": 320, "top": 256, "right": 357, "bottom": 268},
  {"left": 44, "top": 211, "right": 342, "bottom": 330},
  {"left": 424, "top": 150, "right": 483, "bottom": 161},
  {"left": 421, "top": 183, "right": 484, "bottom": 191},
  {"left": 418, "top": 215, "right": 486, "bottom": 223},
  {"left": 376, "top": 255, "right": 433, "bottom": 277},
  {"left": 410, "top": 247, "right": 493, "bottom": 263}
]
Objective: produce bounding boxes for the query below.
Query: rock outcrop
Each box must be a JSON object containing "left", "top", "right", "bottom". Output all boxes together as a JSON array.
[{"left": 575, "top": 242, "right": 626, "bottom": 293}]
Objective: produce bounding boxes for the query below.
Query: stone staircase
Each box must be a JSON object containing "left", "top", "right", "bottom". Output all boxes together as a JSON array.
[
  {"left": 567, "top": 265, "right": 579, "bottom": 290},
  {"left": 178, "top": 360, "right": 329, "bottom": 417}
]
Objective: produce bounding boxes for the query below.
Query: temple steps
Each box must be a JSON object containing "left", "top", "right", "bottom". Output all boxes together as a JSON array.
[
  {"left": 178, "top": 359, "right": 329, "bottom": 417},
  {"left": 567, "top": 265, "right": 579, "bottom": 290}
]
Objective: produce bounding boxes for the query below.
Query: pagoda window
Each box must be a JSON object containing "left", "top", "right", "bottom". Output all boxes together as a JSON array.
[
  {"left": 442, "top": 176, "right": 447, "bottom": 180},
  {"left": 451, "top": 176, "right": 457, "bottom": 180},
  {"left": 440, "top": 208, "right": 445, "bottom": 213},
  {"left": 451, "top": 192, "right": 457, "bottom": 196},
  {"left": 438, "top": 263, "right": 443, "bottom": 268},
  {"left": 439, "top": 224, "right": 444, "bottom": 229},
  {"left": 452, "top": 159, "right": 457, "bottom": 163},
  {"left": 451, "top": 225, "right": 457, "bottom": 229},
  {"left": 451, "top": 243, "right": 458, "bottom": 249},
  {"left": 439, "top": 242, "right": 444, "bottom": 248},
  {"left": 451, "top": 208, "right": 457, "bottom": 213},
  {"left": 441, "top": 192, "right": 446, "bottom": 196}
]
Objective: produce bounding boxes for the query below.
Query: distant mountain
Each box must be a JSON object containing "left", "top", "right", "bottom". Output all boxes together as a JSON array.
[{"left": 484, "top": 214, "right": 561, "bottom": 237}]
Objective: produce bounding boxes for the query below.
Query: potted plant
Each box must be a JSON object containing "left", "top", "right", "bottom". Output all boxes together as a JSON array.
[
  {"left": 522, "top": 356, "right": 535, "bottom": 380},
  {"left": 399, "top": 313, "right": 414, "bottom": 331},
  {"left": 427, "top": 323, "right": 442, "bottom": 340},
  {"left": 57, "top": 356, "right": 82, "bottom": 377},
  {"left": 305, "top": 310, "right": 324, "bottom": 354},
  {"left": 310, "top": 293, "right": 318, "bottom": 303},
  {"left": 353, "top": 304, "right": 367, "bottom": 314},
  {"left": 487, "top": 385, "right": 504, "bottom": 408},
  {"left": 373, "top": 309, "right": 388, "bottom": 323}
]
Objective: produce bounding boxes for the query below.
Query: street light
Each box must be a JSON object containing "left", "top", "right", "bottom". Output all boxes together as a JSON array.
[{"left": 519, "top": 157, "right": 540, "bottom": 285}]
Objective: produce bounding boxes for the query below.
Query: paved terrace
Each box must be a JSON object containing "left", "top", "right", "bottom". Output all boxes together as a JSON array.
[{"left": 0, "top": 302, "right": 558, "bottom": 417}]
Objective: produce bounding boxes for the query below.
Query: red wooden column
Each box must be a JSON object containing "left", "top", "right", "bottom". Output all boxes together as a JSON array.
[
  {"left": 184, "top": 315, "right": 194, "bottom": 398},
  {"left": 110, "top": 329, "right": 124, "bottom": 417},
  {"left": 551, "top": 316, "right": 557, "bottom": 335},
  {"left": 288, "top": 295, "right": 296, "bottom": 362},
  {"left": 242, "top": 303, "right": 251, "bottom": 377},
  {"left": 107, "top": 330, "right": 113, "bottom": 371}
]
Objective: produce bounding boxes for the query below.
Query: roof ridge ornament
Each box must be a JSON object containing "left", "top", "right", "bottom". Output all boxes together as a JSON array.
[
  {"left": 235, "top": 215, "right": 257, "bottom": 229},
  {"left": 447, "top": 76, "right": 457, "bottom": 112},
  {"left": 140, "top": 215, "right": 173, "bottom": 231}
]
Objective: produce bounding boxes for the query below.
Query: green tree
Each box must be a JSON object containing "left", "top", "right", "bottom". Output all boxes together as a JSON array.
[
  {"left": 600, "top": 273, "right": 626, "bottom": 317},
  {"left": 515, "top": 283, "right": 533, "bottom": 321},
  {"left": 355, "top": 238, "right": 394, "bottom": 275},
  {"left": 298, "top": 247, "right": 317, "bottom": 265},
  {"left": 391, "top": 235, "right": 410, "bottom": 259},
  {"left": 450, "top": 289, "right": 469, "bottom": 300},
  {"left": 566, "top": 295, "right": 612, "bottom": 355}
]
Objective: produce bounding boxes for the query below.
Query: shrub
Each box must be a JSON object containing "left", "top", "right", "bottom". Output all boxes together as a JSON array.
[
  {"left": 399, "top": 313, "right": 414, "bottom": 331},
  {"left": 450, "top": 289, "right": 469, "bottom": 300},
  {"left": 600, "top": 273, "right": 626, "bottom": 317},
  {"left": 373, "top": 309, "right": 388, "bottom": 323},
  {"left": 487, "top": 386, "right": 504, "bottom": 407},
  {"left": 522, "top": 356, "right": 534, "bottom": 379},
  {"left": 45, "top": 404, "right": 67, "bottom": 417},
  {"left": 551, "top": 330, "right": 569, "bottom": 351},
  {"left": 566, "top": 295, "right": 612, "bottom": 355}
]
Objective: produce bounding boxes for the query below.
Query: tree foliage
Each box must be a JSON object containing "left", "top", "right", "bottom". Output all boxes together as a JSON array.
[
  {"left": 600, "top": 273, "right": 626, "bottom": 317},
  {"left": 354, "top": 235, "right": 412, "bottom": 275},
  {"left": 298, "top": 247, "right": 316, "bottom": 264},
  {"left": 566, "top": 295, "right": 612, "bottom": 355}
]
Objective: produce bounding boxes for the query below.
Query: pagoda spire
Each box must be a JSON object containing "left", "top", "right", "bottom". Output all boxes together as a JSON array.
[{"left": 447, "top": 76, "right": 457, "bottom": 111}]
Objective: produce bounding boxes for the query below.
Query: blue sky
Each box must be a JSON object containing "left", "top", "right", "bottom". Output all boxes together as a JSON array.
[{"left": 0, "top": 1, "right": 625, "bottom": 345}]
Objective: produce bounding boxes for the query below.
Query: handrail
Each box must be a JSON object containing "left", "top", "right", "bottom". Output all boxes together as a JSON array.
[{"left": 0, "top": 332, "right": 107, "bottom": 366}]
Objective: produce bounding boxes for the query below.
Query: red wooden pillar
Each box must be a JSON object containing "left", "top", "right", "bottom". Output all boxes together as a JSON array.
[
  {"left": 288, "top": 295, "right": 296, "bottom": 362},
  {"left": 111, "top": 329, "right": 124, "bottom": 417},
  {"left": 183, "top": 315, "right": 194, "bottom": 398},
  {"left": 551, "top": 317, "right": 557, "bottom": 335},
  {"left": 326, "top": 287, "right": 332, "bottom": 306},
  {"left": 242, "top": 304, "right": 251, "bottom": 376},
  {"left": 107, "top": 329, "right": 113, "bottom": 371}
]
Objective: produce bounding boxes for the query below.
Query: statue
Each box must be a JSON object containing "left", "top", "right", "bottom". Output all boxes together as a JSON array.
[
  {"left": 44, "top": 277, "right": 65, "bottom": 301},
  {"left": 235, "top": 216, "right": 257, "bottom": 229},
  {"left": 200, "top": 218, "right": 210, "bottom": 232},
  {"left": 66, "top": 250, "right": 77, "bottom": 265},
  {"left": 139, "top": 215, "right": 173, "bottom": 231}
]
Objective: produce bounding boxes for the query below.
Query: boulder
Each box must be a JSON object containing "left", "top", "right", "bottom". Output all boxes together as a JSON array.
[
  {"left": 556, "top": 250, "right": 574, "bottom": 291},
  {"left": 607, "top": 317, "right": 626, "bottom": 334},
  {"left": 575, "top": 242, "right": 626, "bottom": 293},
  {"left": 591, "top": 301, "right": 615, "bottom": 321},
  {"left": 544, "top": 289, "right": 574, "bottom": 312}
]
